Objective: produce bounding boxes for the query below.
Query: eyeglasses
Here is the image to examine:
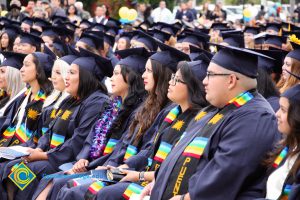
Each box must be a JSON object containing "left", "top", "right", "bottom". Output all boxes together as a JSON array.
[
  {"left": 170, "top": 74, "right": 186, "bottom": 86},
  {"left": 206, "top": 71, "right": 239, "bottom": 80}
]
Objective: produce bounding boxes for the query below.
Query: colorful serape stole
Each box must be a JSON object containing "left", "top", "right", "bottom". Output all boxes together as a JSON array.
[
  {"left": 103, "top": 139, "right": 119, "bottom": 155},
  {"left": 123, "top": 145, "right": 138, "bottom": 161},
  {"left": 84, "top": 181, "right": 106, "bottom": 200},
  {"left": 122, "top": 183, "right": 144, "bottom": 200},
  {"left": 15, "top": 123, "right": 32, "bottom": 143},
  {"left": 67, "top": 177, "right": 95, "bottom": 188},
  {"left": 50, "top": 133, "right": 65, "bottom": 148},
  {"left": 164, "top": 106, "right": 181, "bottom": 123},
  {"left": 153, "top": 142, "right": 172, "bottom": 163},
  {"left": 279, "top": 184, "right": 292, "bottom": 200},
  {"left": 182, "top": 137, "right": 208, "bottom": 159},
  {"left": 227, "top": 91, "right": 254, "bottom": 107},
  {"left": 3, "top": 126, "right": 16, "bottom": 138},
  {"left": 273, "top": 147, "right": 289, "bottom": 168}
]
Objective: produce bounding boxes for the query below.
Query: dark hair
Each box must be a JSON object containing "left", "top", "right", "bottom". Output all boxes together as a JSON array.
[
  {"left": 128, "top": 59, "right": 172, "bottom": 146},
  {"left": 66, "top": 4, "right": 78, "bottom": 15},
  {"left": 257, "top": 68, "right": 280, "bottom": 99},
  {"left": 177, "top": 61, "right": 208, "bottom": 109},
  {"left": 31, "top": 54, "right": 53, "bottom": 95},
  {"left": 0, "top": 32, "right": 15, "bottom": 51},
  {"left": 77, "top": 68, "right": 107, "bottom": 99},
  {"left": 265, "top": 98, "right": 300, "bottom": 178},
  {"left": 109, "top": 65, "right": 146, "bottom": 136}
]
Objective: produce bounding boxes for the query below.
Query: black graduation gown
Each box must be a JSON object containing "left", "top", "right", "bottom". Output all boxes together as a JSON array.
[
  {"left": 1, "top": 90, "right": 109, "bottom": 200},
  {"left": 53, "top": 103, "right": 174, "bottom": 200},
  {"left": 151, "top": 94, "right": 280, "bottom": 200}
]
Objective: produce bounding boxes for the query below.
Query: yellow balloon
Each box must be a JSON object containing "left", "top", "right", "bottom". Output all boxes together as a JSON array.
[
  {"left": 119, "top": 7, "right": 129, "bottom": 19},
  {"left": 127, "top": 9, "right": 138, "bottom": 21}
]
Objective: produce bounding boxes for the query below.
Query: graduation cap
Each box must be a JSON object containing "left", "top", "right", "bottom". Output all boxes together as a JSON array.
[
  {"left": 173, "top": 21, "right": 183, "bottom": 30},
  {"left": 266, "top": 23, "right": 281, "bottom": 33},
  {"left": 221, "top": 33, "right": 244, "bottom": 48},
  {"left": 178, "top": 31, "right": 210, "bottom": 49},
  {"left": 60, "top": 55, "right": 79, "bottom": 65},
  {"left": 287, "top": 36, "right": 300, "bottom": 62},
  {"left": 135, "top": 30, "right": 158, "bottom": 51},
  {"left": 210, "top": 22, "right": 228, "bottom": 30},
  {"left": 264, "top": 34, "right": 285, "bottom": 47},
  {"left": 91, "top": 23, "right": 119, "bottom": 36},
  {"left": 106, "top": 18, "right": 121, "bottom": 28},
  {"left": 20, "top": 32, "right": 43, "bottom": 47},
  {"left": 119, "top": 31, "right": 134, "bottom": 41},
  {"left": 282, "top": 31, "right": 300, "bottom": 38},
  {"left": 34, "top": 18, "right": 51, "bottom": 29},
  {"left": 149, "top": 29, "right": 171, "bottom": 43},
  {"left": 187, "top": 60, "right": 209, "bottom": 81},
  {"left": 253, "top": 49, "right": 286, "bottom": 74},
  {"left": 211, "top": 44, "right": 273, "bottom": 78},
  {"left": 41, "top": 26, "right": 60, "bottom": 38},
  {"left": 103, "top": 32, "right": 115, "bottom": 47},
  {"left": 32, "top": 52, "right": 56, "bottom": 77},
  {"left": 73, "top": 48, "right": 113, "bottom": 80},
  {"left": 63, "top": 22, "right": 79, "bottom": 32},
  {"left": 195, "top": 28, "right": 210, "bottom": 35},
  {"left": 52, "top": 15, "right": 69, "bottom": 25},
  {"left": 53, "top": 38, "right": 68, "bottom": 57},
  {"left": 154, "top": 22, "right": 180, "bottom": 36},
  {"left": 67, "top": 44, "right": 80, "bottom": 56},
  {"left": 135, "top": 21, "right": 151, "bottom": 31},
  {"left": 30, "top": 28, "right": 42, "bottom": 36},
  {"left": 22, "top": 17, "right": 34, "bottom": 26},
  {"left": 0, "top": 51, "right": 26, "bottom": 70},
  {"left": 78, "top": 32, "right": 103, "bottom": 49},
  {"left": 1, "top": 24, "right": 20, "bottom": 39},
  {"left": 79, "top": 19, "right": 94, "bottom": 29},
  {"left": 150, "top": 41, "right": 190, "bottom": 72},
  {"left": 189, "top": 45, "right": 213, "bottom": 61},
  {"left": 0, "top": 17, "right": 12, "bottom": 25},
  {"left": 282, "top": 84, "right": 300, "bottom": 103},
  {"left": 116, "top": 47, "right": 152, "bottom": 74},
  {"left": 244, "top": 26, "right": 260, "bottom": 35},
  {"left": 43, "top": 45, "right": 57, "bottom": 60}
]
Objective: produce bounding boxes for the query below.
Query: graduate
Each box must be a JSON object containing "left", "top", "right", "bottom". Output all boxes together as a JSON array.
[
  {"left": 52, "top": 42, "right": 190, "bottom": 200},
  {"left": 32, "top": 47, "right": 150, "bottom": 200},
  {"left": 89, "top": 58, "right": 209, "bottom": 200},
  {"left": 258, "top": 84, "right": 300, "bottom": 200},
  {"left": 0, "top": 24, "right": 20, "bottom": 52},
  {"left": 18, "top": 32, "right": 43, "bottom": 54},
  {"left": 141, "top": 45, "right": 279, "bottom": 200},
  {"left": 277, "top": 35, "right": 300, "bottom": 93},
  {"left": 243, "top": 26, "right": 260, "bottom": 49},
  {"left": 0, "top": 52, "right": 26, "bottom": 111},
  {"left": 1, "top": 48, "right": 113, "bottom": 199},
  {"left": 0, "top": 51, "right": 54, "bottom": 147}
]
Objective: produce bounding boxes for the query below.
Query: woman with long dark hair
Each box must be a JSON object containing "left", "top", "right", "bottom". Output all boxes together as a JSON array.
[
  {"left": 51, "top": 43, "right": 190, "bottom": 200},
  {"left": 258, "top": 84, "right": 300, "bottom": 200},
  {"left": 89, "top": 59, "right": 209, "bottom": 200},
  {"left": 32, "top": 47, "right": 150, "bottom": 200},
  {"left": 0, "top": 48, "right": 112, "bottom": 200},
  {"left": 0, "top": 51, "right": 54, "bottom": 147}
]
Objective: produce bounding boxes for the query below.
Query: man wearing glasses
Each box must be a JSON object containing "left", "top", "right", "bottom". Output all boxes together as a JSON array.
[{"left": 142, "top": 45, "right": 280, "bottom": 200}]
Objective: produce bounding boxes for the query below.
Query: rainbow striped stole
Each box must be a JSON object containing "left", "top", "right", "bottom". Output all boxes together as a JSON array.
[
  {"left": 50, "top": 133, "right": 65, "bottom": 148},
  {"left": 182, "top": 137, "right": 209, "bottom": 159},
  {"left": 153, "top": 141, "right": 172, "bottom": 163},
  {"left": 123, "top": 145, "right": 138, "bottom": 161},
  {"left": 67, "top": 177, "right": 95, "bottom": 188},
  {"left": 279, "top": 184, "right": 292, "bottom": 200},
  {"left": 122, "top": 183, "right": 144, "bottom": 200},
  {"left": 103, "top": 138, "right": 119, "bottom": 155},
  {"left": 84, "top": 181, "right": 106, "bottom": 200},
  {"left": 273, "top": 147, "right": 289, "bottom": 168},
  {"left": 228, "top": 91, "right": 254, "bottom": 107},
  {"left": 33, "top": 89, "right": 46, "bottom": 102},
  {"left": 3, "top": 126, "right": 16, "bottom": 138},
  {"left": 164, "top": 106, "right": 181, "bottom": 124},
  {"left": 14, "top": 124, "right": 32, "bottom": 143}
]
